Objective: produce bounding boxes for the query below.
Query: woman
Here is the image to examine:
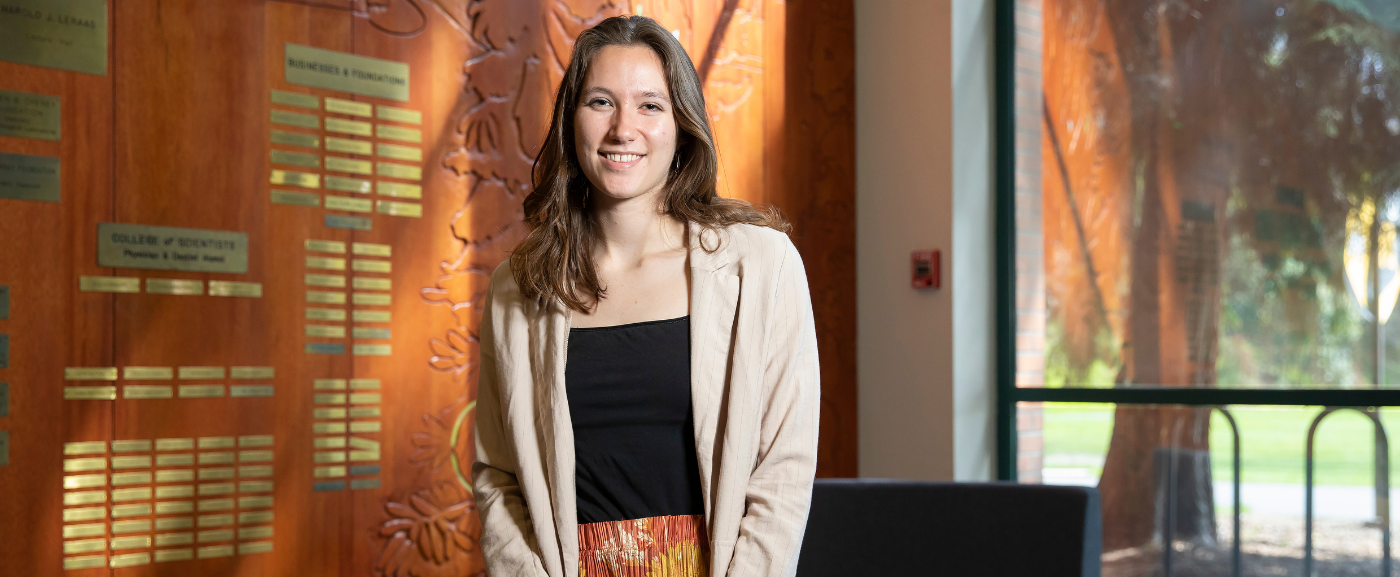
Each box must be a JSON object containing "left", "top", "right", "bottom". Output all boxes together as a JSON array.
[{"left": 472, "top": 15, "right": 819, "bottom": 577}]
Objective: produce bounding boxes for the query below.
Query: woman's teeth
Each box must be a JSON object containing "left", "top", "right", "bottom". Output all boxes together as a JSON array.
[{"left": 605, "top": 153, "right": 640, "bottom": 162}]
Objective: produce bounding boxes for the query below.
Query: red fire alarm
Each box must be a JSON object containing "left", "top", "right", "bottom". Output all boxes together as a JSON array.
[{"left": 912, "top": 250, "right": 940, "bottom": 289}]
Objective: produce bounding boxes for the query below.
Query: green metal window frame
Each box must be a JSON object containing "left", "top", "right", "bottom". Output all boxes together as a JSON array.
[{"left": 991, "top": 0, "right": 1400, "bottom": 482}]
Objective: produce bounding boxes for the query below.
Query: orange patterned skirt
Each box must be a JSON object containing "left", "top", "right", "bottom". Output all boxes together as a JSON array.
[{"left": 577, "top": 514, "right": 710, "bottom": 577}]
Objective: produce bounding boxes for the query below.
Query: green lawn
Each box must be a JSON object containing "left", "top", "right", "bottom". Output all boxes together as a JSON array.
[{"left": 1042, "top": 403, "right": 1400, "bottom": 486}]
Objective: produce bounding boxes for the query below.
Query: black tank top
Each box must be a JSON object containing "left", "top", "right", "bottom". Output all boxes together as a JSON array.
[{"left": 565, "top": 316, "right": 705, "bottom": 524}]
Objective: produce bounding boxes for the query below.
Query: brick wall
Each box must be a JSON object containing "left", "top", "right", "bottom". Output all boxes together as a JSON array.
[{"left": 1013, "top": 0, "right": 1045, "bottom": 484}]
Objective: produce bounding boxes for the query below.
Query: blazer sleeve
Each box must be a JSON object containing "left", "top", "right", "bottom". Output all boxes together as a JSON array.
[
  {"left": 472, "top": 273, "right": 550, "bottom": 577},
  {"left": 727, "top": 238, "right": 821, "bottom": 577}
]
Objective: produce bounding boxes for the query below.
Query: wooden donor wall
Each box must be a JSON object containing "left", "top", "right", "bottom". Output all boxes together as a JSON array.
[{"left": 0, "top": 0, "right": 853, "bottom": 575}]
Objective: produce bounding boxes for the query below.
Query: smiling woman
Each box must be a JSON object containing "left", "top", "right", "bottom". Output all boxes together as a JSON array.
[{"left": 473, "top": 14, "right": 820, "bottom": 577}]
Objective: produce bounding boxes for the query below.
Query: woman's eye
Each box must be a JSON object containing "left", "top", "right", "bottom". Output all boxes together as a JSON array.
[
  {"left": 642, "top": 103, "right": 663, "bottom": 112},
  {"left": 588, "top": 98, "right": 610, "bottom": 107}
]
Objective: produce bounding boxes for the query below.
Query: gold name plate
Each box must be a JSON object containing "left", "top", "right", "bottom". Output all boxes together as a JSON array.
[
  {"left": 0, "top": 0, "right": 107, "bottom": 75},
  {"left": 0, "top": 89, "right": 60, "bottom": 141},
  {"left": 284, "top": 43, "right": 409, "bottom": 102},
  {"left": 97, "top": 223, "right": 249, "bottom": 274}
]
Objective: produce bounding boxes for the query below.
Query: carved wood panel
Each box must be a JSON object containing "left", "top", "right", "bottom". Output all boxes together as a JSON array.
[{"left": 0, "top": 0, "right": 854, "bottom": 575}]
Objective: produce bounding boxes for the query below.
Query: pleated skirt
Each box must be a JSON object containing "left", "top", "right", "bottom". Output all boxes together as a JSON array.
[{"left": 577, "top": 514, "right": 710, "bottom": 577}]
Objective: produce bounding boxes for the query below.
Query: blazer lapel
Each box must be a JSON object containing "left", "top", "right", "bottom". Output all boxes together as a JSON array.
[{"left": 689, "top": 227, "right": 738, "bottom": 530}]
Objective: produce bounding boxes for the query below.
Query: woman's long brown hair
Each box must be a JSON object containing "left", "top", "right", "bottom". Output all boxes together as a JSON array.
[{"left": 510, "top": 15, "right": 789, "bottom": 313}]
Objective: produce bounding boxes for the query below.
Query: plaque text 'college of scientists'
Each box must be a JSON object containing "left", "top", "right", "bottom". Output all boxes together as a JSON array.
[{"left": 97, "top": 223, "right": 249, "bottom": 274}]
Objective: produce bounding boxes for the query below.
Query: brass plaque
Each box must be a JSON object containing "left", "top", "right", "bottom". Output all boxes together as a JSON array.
[
  {"left": 63, "top": 522, "right": 105, "bottom": 538},
  {"left": 63, "top": 506, "right": 107, "bottom": 522},
  {"left": 325, "top": 175, "right": 372, "bottom": 194},
  {"left": 349, "top": 393, "right": 381, "bottom": 404},
  {"left": 178, "top": 366, "right": 224, "bottom": 380},
  {"left": 353, "top": 327, "right": 391, "bottom": 339},
  {"left": 197, "top": 544, "right": 235, "bottom": 559},
  {"left": 352, "top": 292, "right": 391, "bottom": 305},
  {"left": 208, "top": 281, "right": 262, "bottom": 297},
  {"left": 154, "top": 501, "right": 194, "bottom": 514},
  {"left": 238, "top": 524, "right": 274, "bottom": 538},
  {"left": 123, "top": 366, "right": 173, "bottom": 380},
  {"left": 270, "top": 169, "right": 320, "bottom": 189},
  {"left": 350, "top": 242, "right": 390, "bottom": 256},
  {"left": 63, "top": 555, "right": 106, "bottom": 570},
  {"left": 306, "top": 290, "right": 346, "bottom": 305},
  {"left": 326, "top": 137, "right": 372, "bottom": 155},
  {"left": 326, "top": 156, "right": 372, "bottom": 175},
  {"left": 238, "top": 450, "right": 273, "bottom": 462},
  {"left": 238, "top": 465, "right": 273, "bottom": 478},
  {"left": 197, "top": 483, "right": 235, "bottom": 497},
  {"left": 270, "top": 89, "right": 318, "bottom": 109},
  {"left": 0, "top": 382, "right": 6, "bottom": 417},
  {"left": 305, "top": 324, "right": 346, "bottom": 338},
  {"left": 110, "top": 536, "right": 152, "bottom": 550},
  {"left": 154, "top": 549, "right": 194, "bottom": 562},
  {"left": 111, "top": 439, "right": 151, "bottom": 452},
  {"left": 238, "top": 435, "right": 273, "bottom": 447},
  {"left": 284, "top": 43, "right": 409, "bottom": 102},
  {"left": 313, "top": 465, "right": 346, "bottom": 478},
  {"left": 197, "top": 527, "right": 234, "bottom": 540},
  {"left": 111, "top": 455, "right": 151, "bottom": 469},
  {"left": 177, "top": 385, "right": 223, "bottom": 398},
  {"left": 325, "top": 195, "right": 373, "bottom": 213},
  {"left": 377, "top": 181, "right": 421, "bottom": 199},
  {"left": 376, "top": 124, "right": 421, "bottom": 143},
  {"left": 155, "top": 454, "right": 193, "bottom": 466},
  {"left": 65, "top": 367, "right": 117, "bottom": 381},
  {"left": 351, "top": 259, "right": 391, "bottom": 273},
  {"left": 352, "top": 277, "right": 391, "bottom": 290},
  {"left": 345, "top": 378, "right": 378, "bottom": 392},
  {"left": 111, "top": 472, "right": 152, "bottom": 485},
  {"left": 155, "top": 438, "right": 195, "bottom": 451},
  {"left": 63, "top": 490, "right": 107, "bottom": 505},
  {"left": 110, "top": 503, "right": 152, "bottom": 517},
  {"left": 377, "top": 105, "right": 421, "bottom": 125},
  {"left": 353, "top": 345, "right": 391, "bottom": 357},
  {"left": 196, "top": 467, "right": 234, "bottom": 480},
  {"left": 198, "top": 452, "right": 234, "bottom": 465},
  {"left": 64, "top": 386, "right": 116, "bottom": 400},
  {"left": 377, "top": 162, "right": 422, "bottom": 181},
  {"left": 154, "top": 469, "right": 194, "bottom": 482},
  {"left": 350, "top": 420, "right": 383, "bottom": 432},
  {"left": 78, "top": 276, "right": 139, "bottom": 293},
  {"left": 314, "top": 451, "right": 346, "bottom": 463},
  {"left": 305, "top": 256, "right": 346, "bottom": 271},
  {"left": 63, "top": 473, "right": 105, "bottom": 489},
  {"left": 376, "top": 143, "right": 422, "bottom": 162},
  {"left": 111, "top": 487, "right": 152, "bottom": 502},
  {"left": 229, "top": 385, "right": 273, "bottom": 398},
  {"left": 0, "top": 152, "right": 59, "bottom": 202},
  {"left": 98, "top": 223, "right": 248, "bottom": 273},
  {"left": 313, "top": 393, "right": 347, "bottom": 404},
  {"left": 270, "top": 109, "right": 318, "bottom": 129},
  {"left": 154, "top": 531, "right": 192, "bottom": 545},
  {"left": 353, "top": 310, "right": 391, "bottom": 323},
  {"left": 238, "top": 480, "right": 274, "bottom": 492},
  {"left": 123, "top": 384, "right": 172, "bottom": 399},
  {"left": 305, "top": 274, "right": 346, "bottom": 288},
  {"left": 230, "top": 367, "right": 274, "bottom": 379},
  {"left": 110, "top": 552, "right": 152, "bottom": 568},
  {"left": 325, "top": 117, "right": 371, "bottom": 136},
  {"left": 313, "top": 435, "right": 346, "bottom": 448},
  {"left": 64, "top": 441, "right": 107, "bottom": 455},
  {"left": 325, "top": 214, "right": 372, "bottom": 231},
  {"left": 146, "top": 278, "right": 203, "bottom": 295},
  {"left": 270, "top": 189, "right": 320, "bottom": 207},
  {"left": 312, "top": 423, "right": 347, "bottom": 434},
  {"left": 0, "top": 0, "right": 107, "bottom": 75},
  {"left": 0, "top": 89, "right": 60, "bottom": 140},
  {"left": 377, "top": 200, "right": 423, "bottom": 218},
  {"left": 270, "top": 129, "right": 319, "bottom": 149},
  {"left": 154, "top": 484, "right": 194, "bottom": 497},
  {"left": 349, "top": 450, "right": 380, "bottom": 462},
  {"left": 304, "top": 239, "right": 346, "bottom": 253},
  {"left": 62, "top": 538, "right": 107, "bottom": 554},
  {"left": 0, "top": 285, "right": 8, "bottom": 319},
  {"left": 239, "top": 511, "right": 274, "bottom": 524},
  {"left": 348, "top": 437, "right": 380, "bottom": 451},
  {"left": 306, "top": 307, "right": 346, "bottom": 321},
  {"left": 271, "top": 149, "right": 320, "bottom": 168},
  {"left": 348, "top": 408, "right": 382, "bottom": 419},
  {"left": 313, "top": 379, "right": 346, "bottom": 390},
  {"left": 305, "top": 343, "right": 345, "bottom": 355},
  {"left": 240, "top": 541, "right": 275, "bottom": 555},
  {"left": 325, "top": 97, "right": 372, "bottom": 117},
  {"left": 112, "top": 519, "right": 152, "bottom": 534},
  {"left": 313, "top": 408, "right": 346, "bottom": 419}
]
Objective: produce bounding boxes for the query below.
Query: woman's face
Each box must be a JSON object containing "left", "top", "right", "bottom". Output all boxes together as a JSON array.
[{"left": 573, "top": 44, "right": 679, "bottom": 205}]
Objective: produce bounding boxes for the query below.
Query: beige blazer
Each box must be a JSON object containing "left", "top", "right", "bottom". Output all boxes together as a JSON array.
[{"left": 472, "top": 223, "right": 820, "bottom": 577}]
